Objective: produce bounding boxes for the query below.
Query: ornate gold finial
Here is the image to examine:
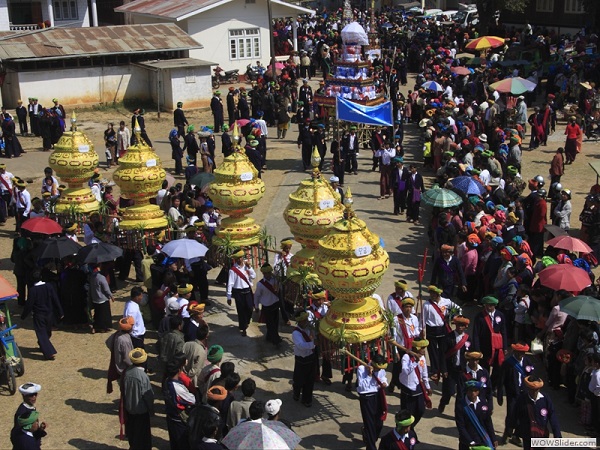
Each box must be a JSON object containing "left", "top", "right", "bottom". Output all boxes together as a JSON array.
[
  {"left": 70, "top": 111, "right": 77, "bottom": 132},
  {"left": 343, "top": 187, "right": 354, "bottom": 218},
  {"left": 311, "top": 146, "right": 321, "bottom": 176},
  {"left": 134, "top": 117, "right": 142, "bottom": 134}
]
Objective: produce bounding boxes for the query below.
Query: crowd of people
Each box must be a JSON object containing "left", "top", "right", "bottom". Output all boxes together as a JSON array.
[{"left": 5, "top": 5, "right": 600, "bottom": 450}]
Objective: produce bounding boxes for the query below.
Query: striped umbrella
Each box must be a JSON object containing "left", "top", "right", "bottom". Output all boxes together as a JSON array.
[
  {"left": 489, "top": 77, "right": 537, "bottom": 95},
  {"left": 465, "top": 36, "right": 505, "bottom": 51},
  {"left": 422, "top": 187, "right": 463, "bottom": 208},
  {"left": 421, "top": 80, "right": 444, "bottom": 92}
]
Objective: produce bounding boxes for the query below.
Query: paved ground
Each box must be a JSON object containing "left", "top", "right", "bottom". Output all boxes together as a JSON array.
[{"left": 0, "top": 78, "right": 596, "bottom": 449}]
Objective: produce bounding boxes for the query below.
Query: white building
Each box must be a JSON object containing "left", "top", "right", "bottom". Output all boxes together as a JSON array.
[
  {"left": 116, "top": 0, "right": 314, "bottom": 73},
  {"left": 0, "top": 24, "right": 213, "bottom": 109},
  {"left": 0, "top": 0, "right": 97, "bottom": 31}
]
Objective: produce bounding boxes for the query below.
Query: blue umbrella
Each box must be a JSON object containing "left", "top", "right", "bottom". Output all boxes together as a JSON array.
[
  {"left": 450, "top": 176, "right": 485, "bottom": 196},
  {"left": 421, "top": 80, "right": 444, "bottom": 92}
]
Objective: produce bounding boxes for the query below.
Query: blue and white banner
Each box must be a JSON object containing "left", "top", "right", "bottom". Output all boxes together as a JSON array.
[{"left": 336, "top": 97, "right": 393, "bottom": 127}]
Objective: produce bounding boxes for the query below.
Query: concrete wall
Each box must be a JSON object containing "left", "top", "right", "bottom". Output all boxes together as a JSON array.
[
  {"left": 1, "top": 63, "right": 214, "bottom": 109},
  {"left": 1, "top": 65, "right": 148, "bottom": 108}
]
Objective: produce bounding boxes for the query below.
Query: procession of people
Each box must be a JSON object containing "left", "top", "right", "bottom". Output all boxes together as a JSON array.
[{"left": 5, "top": 5, "right": 600, "bottom": 450}]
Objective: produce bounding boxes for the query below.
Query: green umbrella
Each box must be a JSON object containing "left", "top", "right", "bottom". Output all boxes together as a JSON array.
[
  {"left": 422, "top": 187, "right": 463, "bottom": 208},
  {"left": 189, "top": 172, "right": 215, "bottom": 188},
  {"left": 559, "top": 295, "right": 600, "bottom": 322}
]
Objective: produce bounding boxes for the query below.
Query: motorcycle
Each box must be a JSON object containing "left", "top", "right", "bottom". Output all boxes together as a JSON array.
[
  {"left": 585, "top": 115, "right": 600, "bottom": 141},
  {"left": 245, "top": 64, "right": 261, "bottom": 82},
  {"left": 212, "top": 66, "right": 239, "bottom": 89}
]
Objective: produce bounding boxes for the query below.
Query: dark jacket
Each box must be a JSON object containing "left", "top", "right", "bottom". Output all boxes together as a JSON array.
[
  {"left": 472, "top": 309, "right": 508, "bottom": 360},
  {"left": 514, "top": 391, "right": 561, "bottom": 440},
  {"left": 455, "top": 396, "right": 496, "bottom": 448}
]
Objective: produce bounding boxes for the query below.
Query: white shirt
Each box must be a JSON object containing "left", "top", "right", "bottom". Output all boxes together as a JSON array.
[
  {"left": 588, "top": 369, "right": 600, "bottom": 396},
  {"left": 357, "top": 365, "right": 388, "bottom": 394},
  {"left": 15, "top": 188, "right": 31, "bottom": 215},
  {"left": 400, "top": 353, "right": 430, "bottom": 391},
  {"left": 292, "top": 325, "right": 315, "bottom": 357},
  {"left": 91, "top": 183, "right": 102, "bottom": 202},
  {"left": 123, "top": 300, "right": 146, "bottom": 337},
  {"left": 423, "top": 298, "right": 461, "bottom": 327},
  {"left": 466, "top": 363, "right": 484, "bottom": 380},
  {"left": 256, "top": 119, "right": 268, "bottom": 137},
  {"left": 451, "top": 330, "right": 468, "bottom": 367},
  {"left": 386, "top": 291, "right": 415, "bottom": 316},
  {"left": 375, "top": 147, "right": 396, "bottom": 166},
  {"left": 226, "top": 263, "right": 256, "bottom": 300},
  {"left": 254, "top": 276, "right": 279, "bottom": 308},
  {"left": 392, "top": 313, "right": 421, "bottom": 346},
  {"left": 202, "top": 211, "right": 220, "bottom": 229},
  {"left": 479, "top": 169, "right": 491, "bottom": 186},
  {"left": 156, "top": 189, "right": 167, "bottom": 207},
  {"left": 177, "top": 296, "right": 190, "bottom": 318},
  {"left": 0, "top": 171, "right": 14, "bottom": 191},
  {"left": 307, "top": 303, "right": 328, "bottom": 324}
]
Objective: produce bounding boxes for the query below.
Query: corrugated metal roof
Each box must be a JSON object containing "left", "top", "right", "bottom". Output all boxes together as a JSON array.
[
  {"left": 116, "top": 0, "right": 314, "bottom": 20},
  {"left": 116, "top": 0, "right": 227, "bottom": 20},
  {"left": 0, "top": 23, "right": 202, "bottom": 61}
]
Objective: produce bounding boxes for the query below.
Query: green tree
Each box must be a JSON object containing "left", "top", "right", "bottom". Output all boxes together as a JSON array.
[{"left": 476, "top": 0, "right": 530, "bottom": 35}]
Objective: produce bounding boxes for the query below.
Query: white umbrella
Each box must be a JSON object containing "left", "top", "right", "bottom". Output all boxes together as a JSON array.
[
  {"left": 161, "top": 239, "right": 208, "bottom": 259},
  {"left": 341, "top": 21, "right": 369, "bottom": 45}
]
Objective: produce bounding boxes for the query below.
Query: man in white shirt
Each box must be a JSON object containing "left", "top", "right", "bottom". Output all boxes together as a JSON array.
[
  {"left": 176, "top": 283, "right": 193, "bottom": 319},
  {"left": 422, "top": 285, "right": 461, "bottom": 382},
  {"left": 291, "top": 311, "right": 316, "bottom": 407},
  {"left": 226, "top": 249, "right": 256, "bottom": 337},
  {"left": 399, "top": 339, "right": 432, "bottom": 431},
  {"left": 389, "top": 297, "right": 421, "bottom": 393},
  {"left": 90, "top": 172, "right": 103, "bottom": 203},
  {"left": 357, "top": 354, "right": 388, "bottom": 450},
  {"left": 14, "top": 178, "right": 31, "bottom": 231},
  {"left": 123, "top": 287, "right": 147, "bottom": 350},
  {"left": 386, "top": 280, "right": 414, "bottom": 316},
  {"left": 254, "top": 263, "right": 281, "bottom": 345},
  {"left": 0, "top": 163, "right": 14, "bottom": 224}
]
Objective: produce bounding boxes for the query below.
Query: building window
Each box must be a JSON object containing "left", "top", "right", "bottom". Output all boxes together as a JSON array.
[
  {"left": 535, "top": 0, "right": 553, "bottom": 12},
  {"left": 229, "top": 28, "right": 260, "bottom": 60},
  {"left": 54, "top": 0, "right": 78, "bottom": 19},
  {"left": 564, "top": 0, "right": 584, "bottom": 13}
]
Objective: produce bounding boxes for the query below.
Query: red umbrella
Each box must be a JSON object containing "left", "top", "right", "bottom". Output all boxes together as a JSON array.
[
  {"left": 546, "top": 235, "right": 593, "bottom": 254},
  {"left": 450, "top": 66, "right": 471, "bottom": 76},
  {"left": 21, "top": 217, "right": 63, "bottom": 235},
  {"left": 230, "top": 119, "right": 250, "bottom": 129},
  {"left": 538, "top": 264, "right": 591, "bottom": 292}
]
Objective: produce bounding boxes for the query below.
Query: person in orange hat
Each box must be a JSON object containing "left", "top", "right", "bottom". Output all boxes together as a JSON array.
[
  {"left": 513, "top": 376, "right": 562, "bottom": 448},
  {"left": 498, "top": 342, "right": 535, "bottom": 445},
  {"left": 106, "top": 316, "right": 134, "bottom": 394},
  {"left": 438, "top": 315, "right": 471, "bottom": 414}
]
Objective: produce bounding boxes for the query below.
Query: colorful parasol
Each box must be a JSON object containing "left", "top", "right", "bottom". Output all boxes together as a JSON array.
[
  {"left": 422, "top": 187, "right": 463, "bottom": 208},
  {"left": 489, "top": 77, "right": 537, "bottom": 95},
  {"left": 450, "top": 66, "right": 471, "bottom": 75},
  {"left": 21, "top": 217, "right": 63, "bottom": 235},
  {"left": 546, "top": 235, "right": 593, "bottom": 254},
  {"left": 538, "top": 264, "right": 591, "bottom": 292},
  {"left": 465, "top": 36, "right": 506, "bottom": 51},
  {"left": 421, "top": 80, "right": 444, "bottom": 92}
]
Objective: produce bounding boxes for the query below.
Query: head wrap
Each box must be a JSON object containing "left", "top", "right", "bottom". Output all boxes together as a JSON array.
[
  {"left": 511, "top": 343, "right": 530, "bottom": 352},
  {"left": 481, "top": 295, "right": 499, "bottom": 305},
  {"left": 452, "top": 315, "right": 470, "bottom": 326},
  {"left": 129, "top": 348, "right": 148, "bottom": 365},
  {"left": 265, "top": 399, "right": 282, "bottom": 416},
  {"left": 119, "top": 316, "right": 135, "bottom": 331},
  {"left": 296, "top": 311, "right": 309, "bottom": 322},
  {"left": 280, "top": 239, "right": 293, "bottom": 248},
  {"left": 64, "top": 222, "right": 77, "bottom": 232},
  {"left": 260, "top": 263, "right": 273, "bottom": 273},
  {"left": 187, "top": 125, "right": 195, "bottom": 133},
  {"left": 467, "top": 233, "right": 481, "bottom": 246},
  {"left": 412, "top": 339, "right": 429, "bottom": 349},
  {"left": 396, "top": 414, "right": 415, "bottom": 428},
  {"left": 500, "top": 247, "right": 516, "bottom": 261},
  {"left": 395, "top": 280, "right": 408, "bottom": 290},
  {"left": 428, "top": 285, "right": 443, "bottom": 295},
  {"left": 207, "top": 385, "right": 227, "bottom": 401},
  {"left": 177, "top": 284, "right": 193, "bottom": 295},
  {"left": 17, "top": 411, "right": 39, "bottom": 430},
  {"left": 19, "top": 383, "right": 41, "bottom": 396},
  {"left": 465, "top": 351, "right": 483, "bottom": 360},
  {"left": 402, "top": 298, "right": 415, "bottom": 307},
  {"left": 188, "top": 303, "right": 205, "bottom": 315},
  {"left": 524, "top": 376, "right": 544, "bottom": 390},
  {"left": 465, "top": 380, "right": 483, "bottom": 390},
  {"left": 231, "top": 249, "right": 245, "bottom": 259},
  {"left": 207, "top": 345, "right": 224, "bottom": 363}
]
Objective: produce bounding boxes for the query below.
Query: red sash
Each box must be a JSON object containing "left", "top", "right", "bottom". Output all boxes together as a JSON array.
[
  {"left": 429, "top": 300, "right": 452, "bottom": 333},
  {"left": 394, "top": 436, "right": 409, "bottom": 450},
  {"left": 445, "top": 333, "right": 469, "bottom": 359},
  {"left": 0, "top": 176, "right": 10, "bottom": 191},
  {"left": 312, "top": 308, "right": 322, "bottom": 320},
  {"left": 294, "top": 326, "right": 312, "bottom": 342},
  {"left": 391, "top": 293, "right": 402, "bottom": 310},
  {"left": 397, "top": 315, "right": 414, "bottom": 349},
  {"left": 259, "top": 278, "right": 278, "bottom": 297},
  {"left": 484, "top": 314, "right": 505, "bottom": 366},
  {"left": 413, "top": 358, "right": 432, "bottom": 408},
  {"left": 373, "top": 373, "right": 388, "bottom": 421},
  {"left": 231, "top": 266, "right": 252, "bottom": 288}
]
